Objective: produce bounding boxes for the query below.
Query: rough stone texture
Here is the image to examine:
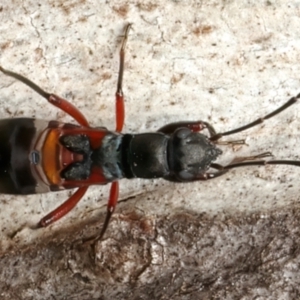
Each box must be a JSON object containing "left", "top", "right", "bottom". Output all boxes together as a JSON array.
[
  {"left": 2, "top": 208, "right": 300, "bottom": 299},
  {"left": 0, "top": 0, "right": 300, "bottom": 299}
]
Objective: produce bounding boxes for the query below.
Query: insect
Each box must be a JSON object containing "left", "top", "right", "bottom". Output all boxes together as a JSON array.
[{"left": 0, "top": 24, "right": 299, "bottom": 239}]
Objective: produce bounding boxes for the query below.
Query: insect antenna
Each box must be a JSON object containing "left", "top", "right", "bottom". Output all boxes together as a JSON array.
[
  {"left": 0, "top": 66, "right": 50, "bottom": 99},
  {"left": 223, "top": 159, "right": 300, "bottom": 170},
  {"left": 210, "top": 93, "right": 300, "bottom": 141}
]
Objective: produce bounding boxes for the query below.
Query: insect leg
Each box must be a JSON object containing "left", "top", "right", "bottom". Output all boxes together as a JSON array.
[
  {"left": 115, "top": 24, "right": 131, "bottom": 132},
  {"left": 158, "top": 121, "right": 245, "bottom": 145},
  {"left": 98, "top": 181, "right": 119, "bottom": 240},
  {"left": 88, "top": 24, "right": 131, "bottom": 240},
  {"left": 38, "top": 186, "right": 89, "bottom": 227},
  {"left": 158, "top": 121, "right": 217, "bottom": 136},
  {"left": 0, "top": 66, "right": 89, "bottom": 127}
]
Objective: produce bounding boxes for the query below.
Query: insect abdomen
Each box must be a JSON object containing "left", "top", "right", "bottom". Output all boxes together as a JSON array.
[{"left": 0, "top": 118, "right": 37, "bottom": 194}]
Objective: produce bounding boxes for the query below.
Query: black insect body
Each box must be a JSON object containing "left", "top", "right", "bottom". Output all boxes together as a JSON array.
[{"left": 0, "top": 24, "right": 299, "bottom": 239}]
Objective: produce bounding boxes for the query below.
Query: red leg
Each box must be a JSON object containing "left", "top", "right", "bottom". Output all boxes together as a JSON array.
[
  {"left": 115, "top": 24, "right": 131, "bottom": 132},
  {"left": 158, "top": 121, "right": 245, "bottom": 145},
  {"left": 0, "top": 66, "right": 89, "bottom": 127},
  {"left": 94, "top": 25, "right": 131, "bottom": 238},
  {"left": 158, "top": 121, "right": 217, "bottom": 136},
  {"left": 38, "top": 186, "right": 89, "bottom": 227},
  {"left": 115, "top": 92, "right": 125, "bottom": 132},
  {"left": 48, "top": 94, "right": 89, "bottom": 127},
  {"left": 98, "top": 181, "right": 119, "bottom": 239}
]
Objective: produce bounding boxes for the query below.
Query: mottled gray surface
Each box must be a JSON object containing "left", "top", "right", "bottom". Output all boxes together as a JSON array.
[{"left": 1, "top": 206, "right": 300, "bottom": 299}]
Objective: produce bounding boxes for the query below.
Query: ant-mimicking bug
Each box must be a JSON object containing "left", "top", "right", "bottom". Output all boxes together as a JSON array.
[{"left": 0, "top": 24, "right": 300, "bottom": 239}]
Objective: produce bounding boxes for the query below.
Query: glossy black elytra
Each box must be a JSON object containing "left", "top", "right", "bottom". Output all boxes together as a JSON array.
[{"left": 0, "top": 24, "right": 300, "bottom": 239}]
